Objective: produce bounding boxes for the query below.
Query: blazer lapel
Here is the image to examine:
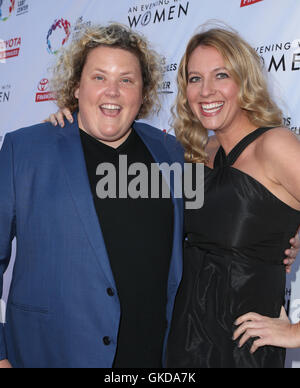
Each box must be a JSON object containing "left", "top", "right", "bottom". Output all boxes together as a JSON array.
[{"left": 57, "top": 114, "right": 116, "bottom": 286}]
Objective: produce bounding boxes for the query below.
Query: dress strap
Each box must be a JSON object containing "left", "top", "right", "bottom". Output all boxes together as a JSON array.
[{"left": 214, "top": 127, "right": 275, "bottom": 168}]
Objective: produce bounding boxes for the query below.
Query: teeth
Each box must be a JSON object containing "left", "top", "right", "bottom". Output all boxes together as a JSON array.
[
  {"left": 201, "top": 102, "right": 224, "bottom": 112},
  {"left": 100, "top": 104, "right": 121, "bottom": 110}
]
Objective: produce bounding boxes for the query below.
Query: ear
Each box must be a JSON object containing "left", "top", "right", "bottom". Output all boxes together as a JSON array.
[{"left": 74, "top": 84, "right": 80, "bottom": 99}]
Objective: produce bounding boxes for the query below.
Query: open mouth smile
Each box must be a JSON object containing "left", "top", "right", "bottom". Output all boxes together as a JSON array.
[
  {"left": 100, "top": 104, "right": 122, "bottom": 117},
  {"left": 200, "top": 102, "right": 224, "bottom": 116}
]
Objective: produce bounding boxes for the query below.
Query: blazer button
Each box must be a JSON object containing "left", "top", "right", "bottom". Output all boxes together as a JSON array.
[
  {"left": 107, "top": 288, "right": 115, "bottom": 297},
  {"left": 103, "top": 336, "right": 111, "bottom": 346}
]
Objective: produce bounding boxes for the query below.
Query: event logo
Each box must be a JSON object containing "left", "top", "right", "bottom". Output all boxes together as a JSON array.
[
  {"left": 240, "top": 0, "right": 263, "bottom": 7},
  {"left": 0, "top": 36, "right": 21, "bottom": 61},
  {"left": 0, "top": 83, "right": 11, "bottom": 103},
  {"left": 0, "top": 0, "right": 15, "bottom": 22},
  {"left": 47, "top": 18, "right": 71, "bottom": 55},
  {"left": 128, "top": 0, "right": 189, "bottom": 28},
  {"left": 256, "top": 38, "right": 300, "bottom": 73},
  {"left": 35, "top": 78, "right": 56, "bottom": 103},
  {"left": 16, "top": 0, "right": 29, "bottom": 16}
]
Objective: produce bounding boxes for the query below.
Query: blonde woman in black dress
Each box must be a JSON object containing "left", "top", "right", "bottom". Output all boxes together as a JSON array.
[{"left": 166, "top": 27, "right": 300, "bottom": 368}]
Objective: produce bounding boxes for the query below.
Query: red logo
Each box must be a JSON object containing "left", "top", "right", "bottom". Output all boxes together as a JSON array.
[
  {"left": 37, "top": 78, "right": 49, "bottom": 92},
  {"left": 0, "top": 37, "right": 21, "bottom": 60},
  {"left": 240, "top": 0, "right": 263, "bottom": 7},
  {"left": 35, "top": 78, "right": 56, "bottom": 103}
]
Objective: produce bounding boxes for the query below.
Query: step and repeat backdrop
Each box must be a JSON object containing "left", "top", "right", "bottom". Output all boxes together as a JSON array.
[{"left": 0, "top": 0, "right": 300, "bottom": 367}]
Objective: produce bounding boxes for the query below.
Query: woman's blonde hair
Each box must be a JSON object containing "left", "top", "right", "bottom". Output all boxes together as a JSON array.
[
  {"left": 51, "top": 23, "right": 163, "bottom": 119},
  {"left": 173, "top": 26, "right": 283, "bottom": 163}
]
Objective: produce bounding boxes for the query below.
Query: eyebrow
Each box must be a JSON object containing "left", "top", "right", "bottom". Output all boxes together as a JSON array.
[
  {"left": 92, "top": 68, "right": 137, "bottom": 76},
  {"left": 188, "top": 67, "right": 228, "bottom": 75}
]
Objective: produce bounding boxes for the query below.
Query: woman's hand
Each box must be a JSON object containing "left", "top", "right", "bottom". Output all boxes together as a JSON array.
[
  {"left": 284, "top": 227, "right": 300, "bottom": 273},
  {"left": 44, "top": 108, "right": 73, "bottom": 127},
  {"left": 233, "top": 307, "right": 300, "bottom": 353}
]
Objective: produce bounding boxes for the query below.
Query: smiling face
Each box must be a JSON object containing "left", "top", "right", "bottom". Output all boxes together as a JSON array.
[
  {"left": 186, "top": 45, "right": 250, "bottom": 134},
  {"left": 75, "top": 46, "right": 143, "bottom": 148}
]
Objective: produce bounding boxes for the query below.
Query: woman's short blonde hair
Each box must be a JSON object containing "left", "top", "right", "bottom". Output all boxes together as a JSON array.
[
  {"left": 51, "top": 23, "right": 163, "bottom": 119},
  {"left": 173, "top": 26, "right": 283, "bottom": 163}
]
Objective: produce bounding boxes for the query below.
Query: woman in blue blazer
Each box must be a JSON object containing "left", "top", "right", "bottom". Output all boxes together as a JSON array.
[{"left": 0, "top": 23, "right": 184, "bottom": 368}]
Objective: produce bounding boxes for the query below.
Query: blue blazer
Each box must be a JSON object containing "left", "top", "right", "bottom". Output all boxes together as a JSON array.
[{"left": 0, "top": 115, "right": 184, "bottom": 368}]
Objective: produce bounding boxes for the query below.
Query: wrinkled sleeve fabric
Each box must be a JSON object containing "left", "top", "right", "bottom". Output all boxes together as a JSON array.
[{"left": 0, "top": 134, "right": 16, "bottom": 361}]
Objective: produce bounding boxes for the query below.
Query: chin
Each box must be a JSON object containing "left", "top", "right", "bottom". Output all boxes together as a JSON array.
[
  {"left": 199, "top": 123, "right": 218, "bottom": 132},
  {"left": 201, "top": 120, "right": 225, "bottom": 132},
  {"left": 94, "top": 127, "right": 120, "bottom": 138}
]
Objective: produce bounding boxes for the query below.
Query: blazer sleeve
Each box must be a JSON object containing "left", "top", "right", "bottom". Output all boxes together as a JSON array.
[{"left": 0, "top": 133, "right": 16, "bottom": 361}]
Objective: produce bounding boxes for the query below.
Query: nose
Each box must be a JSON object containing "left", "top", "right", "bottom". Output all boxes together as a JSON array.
[
  {"left": 200, "top": 78, "right": 216, "bottom": 97},
  {"left": 105, "top": 80, "right": 120, "bottom": 98}
]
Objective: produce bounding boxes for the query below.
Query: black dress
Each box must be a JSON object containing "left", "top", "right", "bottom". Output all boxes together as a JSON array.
[{"left": 166, "top": 127, "right": 300, "bottom": 368}]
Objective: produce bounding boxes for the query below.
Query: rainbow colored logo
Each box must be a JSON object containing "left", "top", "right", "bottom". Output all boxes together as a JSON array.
[
  {"left": 46, "top": 18, "right": 71, "bottom": 55},
  {"left": 0, "top": 0, "right": 15, "bottom": 22}
]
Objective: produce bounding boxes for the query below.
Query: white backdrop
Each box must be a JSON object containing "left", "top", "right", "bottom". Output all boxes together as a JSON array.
[{"left": 0, "top": 0, "right": 299, "bottom": 367}]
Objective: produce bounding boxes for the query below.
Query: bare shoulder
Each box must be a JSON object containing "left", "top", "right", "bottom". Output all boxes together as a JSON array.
[
  {"left": 255, "top": 127, "right": 300, "bottom": 186},
  {"left": 256, "top": 127, "right": 300, "bottom": 202},
  {"left": 258, "top": 127, "right": 299, "bottom": 155},
  {"left": 261, "top": 127, "right": 298, "bottom": 143}
]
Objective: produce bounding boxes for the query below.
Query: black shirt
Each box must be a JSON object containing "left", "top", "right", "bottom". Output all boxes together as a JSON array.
[{"left": 80, "top": 128, "right": 174, "bottom": 368}]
